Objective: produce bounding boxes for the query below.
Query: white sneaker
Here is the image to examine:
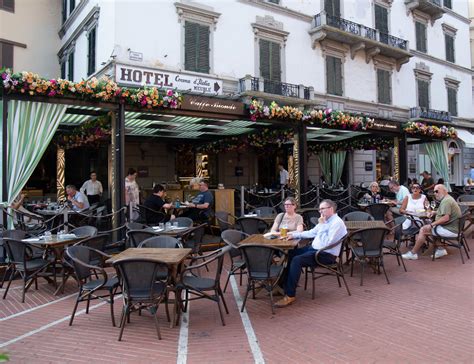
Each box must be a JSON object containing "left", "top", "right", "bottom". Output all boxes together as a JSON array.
[
  {"left": 402, "top": 251, "right": 418, "bottom": 260},
  {"left": 432, "top": 248, "right": 448, "bottom": 259}
]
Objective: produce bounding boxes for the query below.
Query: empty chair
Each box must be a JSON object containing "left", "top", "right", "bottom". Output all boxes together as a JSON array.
[
  {"left": 350, "top": 227, "right": 391, "bottom": 286},
  {"left": 73, "top": 234, "right": 109, "bottom": 266},
  {"left": 221, "top": 229, "right": 249, "bottom": 292},
  {"left": 302, "top": 209, "right": 320, "bottom": 229},
  {"left": 65, "top": 245, "right": 120, "bottom": 326},
  {"left": 239, "top": 244, "right": 285, "bottom": 314},
  {"left": 179, "top": 246, "right": 230, "bottom": 326},
  {"left": 113, "top": 258, "right": 170, "bottom": 341},
  {"left": 70, "top": 225, "right": 98, "bottom": 238},
  {"left": 169, "top": 217, "right": 193, "bottom": 228},
  {"left": 366, "top": 203, "right": 390, "bottom": 221},
  {"left": 383, "top": 216, "right": 407, "bottom": 272},
  {"left": 235, "top": 217, "right": 268, "bottom": 235},
  {"left": 250, "top": 206, "right": 276, "bottom": 217},
  {"left": 127, "top": 230, "right": 159, "bottom": 248},
  {"left": 343, "top": 211, "right": 374, "bottom": 221},
  {"left": 2, "top": 238, "right": 56, "bottom": 302},
  {"left": 180, "top": 224, "right": 207, "bottom": 258},
  {"left": 138, "top": 236, "right": 181, "bottom": 248},
  {"left": 457, "top": 194, "right": 474, "bottom": 202},
  {"left": 215, "top": 211, "right": 235, "bottom": 232}
]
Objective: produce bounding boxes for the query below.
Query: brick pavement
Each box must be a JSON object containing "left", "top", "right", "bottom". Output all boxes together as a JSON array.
[{"left": 0, "top": 238, "right": 473, "bottom": 363}]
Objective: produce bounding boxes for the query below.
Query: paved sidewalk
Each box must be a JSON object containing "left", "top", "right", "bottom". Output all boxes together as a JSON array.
[{"left": 0, "top": 239, "right": 473, "bottom": 363}]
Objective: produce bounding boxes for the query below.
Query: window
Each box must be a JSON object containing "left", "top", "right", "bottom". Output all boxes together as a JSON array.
[
  {"left": 326, "top": 56, "right": 343, "bottom": 96},
  {"left": 325, "top": 0, "right": 341, "bottom": 17},
  {"left": 0, "top": 42, "right": 14, "bottom": 68},
  {"left": 443, "top": 0, "right": 452, "bottom": 9},
  {"left": 0, "top": 0, "right": 14, "bottom": 12},
  {"left": 62, "top": 0, "right": 67, "bottom": 24},
  {"left": 184, "top": 21, "right": 210, "bottom": 74},
  {"left": 417, "top": 79, "right": 429, "bottom": 109},
  {"left": 445, "top": 34, "right": 455, "bottom": 62},
  {"left": 375, "top": 4, "right": 389, "bottom": 44},
  {"left": 447, "top": 87, "right": 457, "bottom": 116},
  {"left": 87, "top": 27, "right": 96, "bottom": 76},
  {"left": 266, "top": 0, "right": 280, "bottom": 3},
  {"left": 67, "top": 51, "right": 74, "bottom": 81},
  {"left": 377, "top": 69, "right": 391, "bottom": 104},
  {"left": 415, "top": 22, "right": 427, "bottom": 53},
  {"left": 60, "top": 61, "right": 66, "bottom": 79},
  {"left": 259, "top": 39, "right": 281, "bottom": 82},
  {"left": 69, "top": 0, "right": 75, "bottom": 14}
]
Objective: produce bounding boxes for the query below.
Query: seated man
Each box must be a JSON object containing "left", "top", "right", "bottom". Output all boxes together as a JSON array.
[
  {"left": 275, "top": 199, "right": 347, "bottom": 307},
  {"left": 183, "top": 180, "right": 213, "bottom": 222},
  {"left": 66, "top": 184, "right": 90, "bottom": 212},
  {"left": 143, "top": 184, "right": 174, "bottom": 224},
  {"left": 402, "top": 184, "right": 461, "bottom": 260},
  {"left": 388, "top": 180, "right": 410, "bottom": 206}
]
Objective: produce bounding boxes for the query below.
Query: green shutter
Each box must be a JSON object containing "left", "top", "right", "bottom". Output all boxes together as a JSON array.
[
  {"left": 326, "top": 56, "right": 342, "bottom": 96},
  {"left": 375, "top": 5, "right": 388, "bottom": 33},
  {"left": 377, "top": 69, "right": 391, "bottom": 104},
  {"left": 69, "top": 0, "right": 75, "bottom": 14},
  {"left": 197, "top": 24, "right": 210, "bottom": 73},
  {"left": 185, "top": 22, "right": 209, "bottom": 73},
  {"left": 68, "top": 51, "right": 74, "bottom": 81},
  {"left": 334, "top": 57, "right": 342, "bottom": 96},
  {"left": 60, "top": 62, "right": 66, "bottom": 79},
  {"left": 269, "top": 42, "right": 281, "bottom": 82},
  {"left": 260, "top": 39, "right": 271, "bottom": 79},
  {"left": 417, "top": 80, "right": 429, "bottom": 109},
  {"left": 87, "top": 28, "right": 96, "bottom": 76},
  {"left": 62, "top": 0, "right": 67, "bottom": 23},
  {"left": 445, "top": 35, "right": 455, "bottom": 62},
  {"left": 447, "top": 88, "right": 457, "bottom": 116},
  {"left": 416, "top": 22, "right": 427, "bottom": 52},
  {"left": 325, "top": 0, "right": 340, "bottom": 17},
  {"left": 444, "top": 0, "right": 452, "bottom": 9}
]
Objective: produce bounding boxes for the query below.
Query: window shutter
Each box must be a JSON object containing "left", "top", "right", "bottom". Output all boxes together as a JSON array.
[
  {"left": 444, "top": 0, "right": 452, "bottom": 9},
  {"left": 416, "top": 22, "right": 427, "bottom": 52},
  {"left": 269, "top": 41, "right": 281, "bottom": 82},
  {"left": 87, "top": 28, "right": 96, "bottom": 76},
  {"left": 197, "top": 24, "right": 210, "bottom": 73},
  {"left": 184, "top": 21, "right": 198, "bottom": 72},
  {"left": 1, "top": 43, "right": 13, "bottom": 68},
  {"left": 259, "top": 39, "right": 271, "bottom": 80},
  {"left": 445, "top": 35, "right": 455, "bottom": 62},
  {"left": 417, "top": 80, "right": 429, "bottom": 109},
  {"left": 375, "top": 5, "right": 388, "bottom": 33},
  {"left": 61, "top": 62, "right": 66, "bottom": 79},
  {"left": 334, "top": 57, "right": 342, "bottom": 96},
  {"left": 447, "top": 88, "right": 457, "bottom": 116},
  {"left": 69, "top": 0, "right": 75, "bottom": 14},
  {"left": 62, "top": 0, "right": 67, "bottom": 23},
  {"left": 68, "top": 51, "right": 74, "bottom": 81},
  {"left": 2, "top": 0, "right": 14, "bottom": 11},
  {"left": 377, "top": 69, "right": 389, "bottom": 104},
  {"left": 326, "top": 56, "right": 342, "bottom": 96}
]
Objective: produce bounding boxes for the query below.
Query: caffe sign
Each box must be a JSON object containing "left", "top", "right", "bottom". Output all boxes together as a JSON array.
[
  {"left": 115, "top": 64, "right": 224, "bottom": 95},
  {"left": 368, "top": 120, "right": 400, "bottom": 132}
]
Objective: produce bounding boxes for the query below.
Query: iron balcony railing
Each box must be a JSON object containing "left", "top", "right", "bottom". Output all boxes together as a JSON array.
[
  {"left": 409, "top": 107, "right": 452, "bottom": 122},
  {"left": 313, "top": 13, "right": 408, "bottom": 51},
  {"left": 239, "top": 77, "right": 311, "bottom": 100}
]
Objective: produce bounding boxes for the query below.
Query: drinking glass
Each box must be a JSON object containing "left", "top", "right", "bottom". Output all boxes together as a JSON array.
[
  {"left": 44, "top": 231, "right": 52, "bottom": 241},
  {"left": 165, "top": 222, "right": 171, "bottom": 230},
  {"left": 173, "top": 222, "right": 179, "bottom": 228},
  {"left": 430, "top": 201, "right": 436, "bottom": 210},
  {"left": 256, "top": 209, "right": 261, "bottom": 217},
  {"left": 159, "top": 223, "right": 165, "bottom": 230}
]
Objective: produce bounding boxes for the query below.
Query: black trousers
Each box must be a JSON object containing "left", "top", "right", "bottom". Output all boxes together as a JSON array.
[{"left": 87, "top": 194, "right": 100, "bottom": 205}]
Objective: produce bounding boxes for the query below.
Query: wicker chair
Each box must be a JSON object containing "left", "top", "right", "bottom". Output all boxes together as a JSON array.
[
  {"left": 221, "top": 229, "right": 249, "bottom": 292},
  {"left": 235, "top": 217, "right": 268, "bottom": 235}
]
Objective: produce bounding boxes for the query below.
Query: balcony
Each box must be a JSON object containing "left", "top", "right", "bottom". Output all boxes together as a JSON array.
[
  {"left": 409, "top": 107, "right": 452, "bottom": 122},
  {"left": 239, "top": 76, "right": 313, "bottom": 100},
  {"left": 405, "top": 0, "right": 445, "bottom": 24},
  {"left": 309, "top": 12, "right": 412, "bottom": 70}
]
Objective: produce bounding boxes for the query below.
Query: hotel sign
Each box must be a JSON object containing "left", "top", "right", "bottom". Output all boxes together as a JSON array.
[{"left": 115, "top": 64, "right": 224, "bottom": 95}]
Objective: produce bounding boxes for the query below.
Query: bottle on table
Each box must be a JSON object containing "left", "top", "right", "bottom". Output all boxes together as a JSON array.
[{"left": 175, "top": 198, "right": 180, "bottom": 208}]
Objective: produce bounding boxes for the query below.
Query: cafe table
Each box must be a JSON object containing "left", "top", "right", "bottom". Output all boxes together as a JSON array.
[
  {"left": 144, "top": 225, "right": 192, "bottom": 238},
  {"left": 106, "top": 248, "right": 192, "bottom": 327},
  {"left": 36, "top": 207, "right": 79, "bottom": 232}
]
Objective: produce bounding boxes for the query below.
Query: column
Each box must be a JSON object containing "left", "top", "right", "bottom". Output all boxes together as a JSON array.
[
  {"left": 111, "top": 107, "right": 125, "bottom": 226},
  {"left": 1, "top": 97, "right": 7, "bottom": 226},
  {"left": 56, "top": 147, "right": 66, "bottom": 203}
]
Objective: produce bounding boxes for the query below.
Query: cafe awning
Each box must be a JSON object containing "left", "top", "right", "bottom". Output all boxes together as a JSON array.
[{"left": 455, "top": 129, "right": 474, "bottom": 148}]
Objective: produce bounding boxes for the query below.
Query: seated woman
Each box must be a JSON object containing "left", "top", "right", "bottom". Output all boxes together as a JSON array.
[
  {"left": 270, "top": 197, "right": 304, "bottom": 236},
  {"left": 10, "top": 193, "right": 43, "bottom": 225},
  {"left": 364, "top": 182, "right": 382, "bottom": 203},
  {"left": 399, "top": 183, "right": 427, "bottom": 230}
]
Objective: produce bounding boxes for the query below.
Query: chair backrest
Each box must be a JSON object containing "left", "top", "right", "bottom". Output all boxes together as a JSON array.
[
  {"left": 250, "top": 206, "right": 276, "bottom": 217},
  {"left": 459, "top": 205, "right": 469, "bottom": 215},
  {"left": 393, "top": 216, "right": 407, "bottom": 241},
  {"left": 366, "top": 204, "right": 390, "bottom": 221},
  {"left": 221, "top": 229, "right": 249, "bottom": 248},
  {"left": 239, "top": 244, "right": 276, "bottom": 280},
  {"left": 138, "top": 204, "right": 166, "bottom": 225},
  {"left": 65, "top": 245, "right": 96, "bottom": 281},
  {"left": 2, "top": 229, "right": 28, "bottom": 241},
  {"left": 113, "top": 258, "right": 169, "bottom": 299},
  {"left": 126, "top": 222, "right": 147, "bottom": 231},
  {"left": 302, "top": 209, "right": 320, "bottom": 228},
  {"left": 127, "top": 230, "right": 159, "bottom": 248},
  {"left": 139, "top": 236, "right": 180, "bottom": 248},
  {"left": 3, "top": 238, "right": 27, "bottom": 264},
  {"left": 356, "top": 227, "right": 390, "bottom": 255},
  {"left": 180, "top": 224, "right": 206, "bottom": 252},
  {"left": 457, "top": 194, "right": 474, "bottom": 202},
  {"left": 73, "top": 234, "right": 109, "bottom": 265},
  {"left": 170, "top": 217, "right": 193, "bottom": 228},
  {"left": 343, "top": 211, "right": 374, "bottom": 221},
  {"left": 70, "top": 225, "right": 98, "bottom": 238},
  {"left": 235, "top": 217, "right": 268, "bottom": 235},
  {"left": 215, "top": 211, "right": 233, "bottom": 232}
]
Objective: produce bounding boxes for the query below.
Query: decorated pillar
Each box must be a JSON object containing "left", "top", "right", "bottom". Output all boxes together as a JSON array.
[
  {"left": 291, "top": 122, "right": 308, "bottom": 205},
  {"left": 56, "top": 147, "right": 66, "bottom": 202},
  {"left": 1, "top": 97, "right": 7, "bottom": 226},
  {"left": 111, "top": 107, "right": 125, "bottom": 226},
  {"left": 393, "top": 137, "right": 399, "bottom": 182}
]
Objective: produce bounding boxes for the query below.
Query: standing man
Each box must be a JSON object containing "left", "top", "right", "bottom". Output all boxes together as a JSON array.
[
  {"left": 420, "top": 171, "right": 435, "bottom": 192},
  {"left": 402, "top": 184, "right": 461, "bottom": 260},
  {"left": 80, "top": 171, "right": 103, "bottom": 205},
  {"left": 278, "top": 164, "right": 289, "bottom": 188},
  {"left": 275, "top": 199, "right": 347, "bottom": 307},
  {"left": 143, "top": 184, "right": 175, "bottom": 223},
  {"left": 183, "top": 180, "right": 213, "bottom": 221},
  {"left": 66, "top": 185, "right": 90, "bottom": 212}
]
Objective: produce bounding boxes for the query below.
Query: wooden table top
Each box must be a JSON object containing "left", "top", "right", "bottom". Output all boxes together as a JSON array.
[
  {"left": 106, "top": 248, "right": 192, "bottom": 265},
  {"left": 344, "top": 220, "right": 387, "bottom": 231},
  {"left": 240, "top": 234, "right": 299, "bottom": 250}
]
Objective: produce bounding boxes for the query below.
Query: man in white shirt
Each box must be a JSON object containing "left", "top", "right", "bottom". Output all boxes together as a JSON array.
[
  {"left": 66, "top": 185, "right": 90, "bottom": 212},
  {"left": 388, "top": 180, "right": 410, "bottom": 206},
  {"left": 278, "top": 164, "right": 289, "bottom": 188},
  {"left": 275, "top": 199, "right": 347, "bottom": 307},
  {"left": 80, "top": 171, "right": 103, "bottom": 205}
]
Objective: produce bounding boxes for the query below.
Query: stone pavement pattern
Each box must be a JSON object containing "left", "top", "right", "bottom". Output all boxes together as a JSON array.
[{"left": 0, "top": 239, "right": 473, "bottom": 363}]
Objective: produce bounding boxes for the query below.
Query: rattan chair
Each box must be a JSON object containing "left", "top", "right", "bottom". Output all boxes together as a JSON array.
[
  {"left": 343, "top": 211, "right": 374, "bottom": 221},
  {"left": 235, "top": 217, "right": 268, "bottom": 235},
  {"left": 366, "top": 203, "right": 390, "bottom": 221},
  {"left": 432, "top": 214, "right": 470, "bottom": 263},
  {"left": 70, "top": 225, "right": 98, "bottom": 238},
  {"left": 221, "top": 229, "right": 249, "bottom": 292},
  {"left": 170, "top": 217, "right": 194, "bottom": 228},
  {"left": 383, "top": 216, "right": 407, "bottom": 272},
  {"left": 126, "top": 230, "right": 159, "bottom": 248},
  {"left": 250, "top": 206, "right": 277, "bottom": 217},
  {"left": 138, "top": 236, "right": 181, "bottom": 248}
]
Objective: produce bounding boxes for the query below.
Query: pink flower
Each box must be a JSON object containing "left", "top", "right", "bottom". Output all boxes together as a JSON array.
[{"left": 166, "top": 89, "right": 173, "bottom": 97}]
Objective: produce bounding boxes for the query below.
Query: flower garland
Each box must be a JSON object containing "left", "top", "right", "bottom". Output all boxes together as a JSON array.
[
  {"left": 403, "top": 121, "right": 457, "bottom": 139},
  {"left": 56, "top": 114, "right": 111, "bottom": 150},
  {"left": 198, "top": 128, "right": 295, "bottom": 154},
  {"left": 308, "top": 137, "right": 394, "bottom": 154},
  {"left": 249, "top": 100, "right": 374, "bottom": 131},
  {"left": 0, "top": 68, "right": 182, "bottom": 109}
]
